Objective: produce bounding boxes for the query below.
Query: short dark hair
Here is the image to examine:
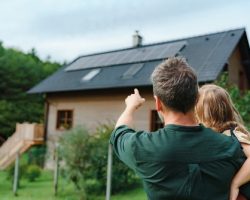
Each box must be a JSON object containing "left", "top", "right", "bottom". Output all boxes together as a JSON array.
[{"left": 151, "top": 57, "right": 198, "bottom": 113}]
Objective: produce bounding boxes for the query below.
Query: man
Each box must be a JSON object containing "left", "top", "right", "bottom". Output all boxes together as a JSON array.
[{"left": 110, "top": 57, "right": 245, "bottom": 200}]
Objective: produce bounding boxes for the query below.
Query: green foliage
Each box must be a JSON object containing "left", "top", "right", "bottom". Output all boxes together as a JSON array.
[
  {"left": 25, "top": 165, "right": 41, "bottom": 182},
  {"left": 0, "top": 42, "right": 61, "bottom": 137},
  {"left": 59, "top": 124, "right": 140, "bottom": 199},
  {"left": 6, "top": 152, "right": 42, "bottom": 183},
  {"left": 6, "top": 151, "right": 30, "bottom": 182},
  {"left": 0, "top": 169, "right": 145, "bottom": 200},
  {"left": 215, "top": 72, "right": 250, "bottom": 129},
  {"left": 7, "top": 163, "right": 28, "bottom": 183},
  {"left": 59, "top": 126, "right": 90, "bottom": 199},
  {"left": 27, "top": 145, "right": 46, "bottom": 167}
]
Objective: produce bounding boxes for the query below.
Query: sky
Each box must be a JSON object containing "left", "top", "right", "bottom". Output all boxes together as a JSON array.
[{"left": 0, "top": 0, "right": 249, "bottom": 63}]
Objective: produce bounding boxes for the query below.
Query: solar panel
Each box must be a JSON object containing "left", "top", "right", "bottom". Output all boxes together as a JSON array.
[{"left": 65, "top": 41, "right": 187, "bottom": 71}]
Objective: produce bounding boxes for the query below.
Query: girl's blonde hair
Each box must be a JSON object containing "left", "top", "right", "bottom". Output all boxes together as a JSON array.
[{"left": 195, "top": 84, "right": 249, "bottom": 134}]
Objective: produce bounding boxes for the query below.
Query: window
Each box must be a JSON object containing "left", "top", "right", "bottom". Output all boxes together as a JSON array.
[
  {"left": 122, "top": 63, "right": 144, "bottom": 79},
  {"left": 56, "top": 110, "right": 73, "bottom": 130},
  {"left": 150, "top": 110, "right": 164, "bottom": 131},
  {"left": 81, "top": 68, "right": 101, "bottom": 82}
]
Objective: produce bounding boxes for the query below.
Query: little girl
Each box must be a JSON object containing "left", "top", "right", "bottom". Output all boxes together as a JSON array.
[{"left": 195, "top": 84, "right": 250, "bottom": 200}]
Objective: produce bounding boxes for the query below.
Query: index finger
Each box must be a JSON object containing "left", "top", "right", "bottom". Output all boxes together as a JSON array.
[{"left": 134, "top": 88, "right": 140, "bottom": 95}]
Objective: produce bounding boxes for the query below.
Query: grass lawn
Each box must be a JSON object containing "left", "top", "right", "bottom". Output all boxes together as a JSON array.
[{"left": 0, "top": 170, "right": 146, "bottom": 200}]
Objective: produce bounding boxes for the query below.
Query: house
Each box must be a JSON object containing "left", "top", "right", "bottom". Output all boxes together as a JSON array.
[{"left": 29, "top": 28, "right": 250, "bottom": 168}]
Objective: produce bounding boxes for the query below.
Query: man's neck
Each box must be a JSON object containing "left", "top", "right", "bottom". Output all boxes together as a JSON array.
[{"left": 162, "top": 110, "right": 198, "bottom": 126}]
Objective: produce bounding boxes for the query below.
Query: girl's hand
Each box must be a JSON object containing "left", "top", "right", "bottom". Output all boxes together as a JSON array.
[
  {"left": 230, "top": 185, "right": 239, "bottom": 200},
  {"left": 236, "top": 194, "right": 247, "bottom": 200}
]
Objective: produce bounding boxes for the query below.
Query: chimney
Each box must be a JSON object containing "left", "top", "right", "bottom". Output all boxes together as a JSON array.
[{"left": 133, "top": 30, "right": 143, "bottom": 47}]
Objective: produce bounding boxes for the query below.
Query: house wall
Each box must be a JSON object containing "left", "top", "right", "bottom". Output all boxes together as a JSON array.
[
  {"left": 45, "top": 88, "right": 155, "bottom": 168},
  {"left": 228, "top": 46, "right": 249, "bottom": 89}
]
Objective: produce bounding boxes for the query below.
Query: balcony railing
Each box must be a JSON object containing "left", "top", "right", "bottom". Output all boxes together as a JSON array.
[{"left": 0, "top": 123, "right": 44, "bottom": 169}]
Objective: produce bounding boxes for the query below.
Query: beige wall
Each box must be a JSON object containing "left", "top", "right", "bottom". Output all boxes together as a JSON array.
[
  {"left": 228, "top": 46, "right": 248, "bottom": 89},
  {"left": 45, "top": 89, "right": 155, "bottom": 168}
]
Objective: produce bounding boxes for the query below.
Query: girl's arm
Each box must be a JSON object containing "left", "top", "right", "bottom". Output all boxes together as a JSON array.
[{"left": 230, "top": 143, "right": 250, "bottom": 200}]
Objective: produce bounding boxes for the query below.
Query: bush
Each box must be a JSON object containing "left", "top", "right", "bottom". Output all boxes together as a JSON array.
[
  {"left": 6, "top": 148, "right": 44, "bottom": 184},
  {"left": 215, "top": 72, "right": 250, "bottom": 129},
  {"left": 27, "top": 145, "right": 46, "bottom": 167},
  {"left": 6, "top": 152, "right": 29, "bottom": 185},
  {"left": 59, "top": 124, "right": 140, "bottom": 199},
  {"left": 59, "top": 126, "right": 91, "bottom": 199},
  {"left": 6, "top": 161, "right": 41, "bottom": 185},
  {"left": 25, "top": 164, "right": 41, "bottom": 182},
  {"left": 84, "top": 179, "right": 102, "bottom": 194},
  {"left": 87, "top": 124, "right": 140, "bottom": 193},
  {"left": 6, "top": 162, "right": 28, "bottom": 185}
]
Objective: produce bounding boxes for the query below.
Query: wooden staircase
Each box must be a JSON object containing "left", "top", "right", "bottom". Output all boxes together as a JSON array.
[{"left": 0, "top": 123, "right": 44, "bottom": 170}]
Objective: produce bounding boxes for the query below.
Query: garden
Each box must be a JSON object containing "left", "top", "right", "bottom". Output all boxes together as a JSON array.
[
  {"left": 0, "top": 170, "right": 145, "bottom": 200},
  {"left": 0, "top": 124, "right": 146, "bottom": 200}
]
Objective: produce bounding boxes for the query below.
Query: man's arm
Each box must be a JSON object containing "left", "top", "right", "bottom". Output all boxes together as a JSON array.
[
  {"left": 110, "top": 89, "right": 145, "bottom": 169},
  {"left": 115, "top": 88, "right": 145, "bottom": 128}
]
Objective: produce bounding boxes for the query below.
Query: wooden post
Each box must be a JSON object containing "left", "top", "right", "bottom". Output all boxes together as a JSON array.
[
  {"left": 105, "top": 144, "right": 113, "bottom": 200},
  {"left": 54, "top": 144, "right": 59, "bottom": 196},
  {"left": 13, "top": 151, "right": 20, "bottom": 196}
]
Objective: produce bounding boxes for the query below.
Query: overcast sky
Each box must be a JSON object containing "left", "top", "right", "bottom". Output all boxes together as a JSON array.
[{"left": 0, "top": 0, "right": 249, "bottom": 63}]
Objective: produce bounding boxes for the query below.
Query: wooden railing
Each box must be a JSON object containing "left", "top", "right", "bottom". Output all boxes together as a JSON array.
[{"left": 0, "top": 123, "right": 44, "bottom": 170}]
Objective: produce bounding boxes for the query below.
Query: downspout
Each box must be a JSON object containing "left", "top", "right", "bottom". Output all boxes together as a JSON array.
[{"left": 44, "top": 94, "right": 49, "bottom": 142}]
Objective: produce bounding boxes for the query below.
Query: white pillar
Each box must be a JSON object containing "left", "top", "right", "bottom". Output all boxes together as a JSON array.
[
  {"left": 105, "top": 144, "right": 113, "bottom": 200},
  {"left": 13, "top": 151, "right": 20, "bottom": 196}
]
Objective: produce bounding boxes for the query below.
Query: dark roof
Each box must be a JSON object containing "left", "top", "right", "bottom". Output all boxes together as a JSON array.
[{"left": 29, "top": 28, "right": 248, "bottom": 94}]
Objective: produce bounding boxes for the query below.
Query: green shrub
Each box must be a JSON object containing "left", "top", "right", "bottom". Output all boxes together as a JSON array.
[
  {"left": 59, "top": 124, "right": 140, "bottom": 199},
  {"left": 6, "top": 157, "right": 28, "bottom": 184},
  {"left": 87, "top": 124, "right": 140, "bottom": 193},
  {"left": 85, "top": 179, "right": 102, "bottom": 194},
  {"left": 27, "top": 145, "right": 46, "bottom": 167},
  {"left": 6, "top": 163, "right": 27, "bottom": 188},
  {"left": 215, "top": 72, "right": 250, "bottom": 129},
  {"left": 25, "top": 164, "right": 41, "bottom": 182},
  {"left": 59, "top": 126, "right": 91, "bottom": 199}
]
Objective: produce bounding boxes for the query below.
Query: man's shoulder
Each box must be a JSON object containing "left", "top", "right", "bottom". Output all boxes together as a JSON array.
[
  {"left": 198, "top": 125, "right": 233, "bottom": 141},
  {"left": 110, "top": 125, "right": 149, "bottom": 145}
]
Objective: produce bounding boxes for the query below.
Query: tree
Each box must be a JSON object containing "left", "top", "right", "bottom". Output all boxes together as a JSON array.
[
  {"left": 0, "top": 43, "right": 61, "bottom": 138},
  {"left": 215, "top": 72, "right": 250, "bottom": 129}
]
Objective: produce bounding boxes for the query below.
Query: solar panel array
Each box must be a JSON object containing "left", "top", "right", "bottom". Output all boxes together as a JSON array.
[{"left": 65, "top": 41, "right": 187, "bottom": 71}]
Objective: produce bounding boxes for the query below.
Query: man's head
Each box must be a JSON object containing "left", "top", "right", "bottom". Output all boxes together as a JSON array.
[{"left": 151, "top": 57, "right": 198, "bottom": 114}]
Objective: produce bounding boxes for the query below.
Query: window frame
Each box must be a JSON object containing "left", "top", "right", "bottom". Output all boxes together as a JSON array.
[
  {"left": 56, "top": 109, "right": 74, "bottom": 130},
  {"left": 81, "top": 68, "right": 101, "bottom": 82},
  {"left": 150, "top": 110, "right": 164, "bottom": 131}
]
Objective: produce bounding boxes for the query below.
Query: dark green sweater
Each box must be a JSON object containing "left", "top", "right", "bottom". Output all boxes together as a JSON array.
[{"left": 110, "top": 124, "right": 246, "bottom": 200}]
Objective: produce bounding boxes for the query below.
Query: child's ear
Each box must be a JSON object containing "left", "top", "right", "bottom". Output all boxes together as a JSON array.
[{"left": 154, "top": 96, "right": 163, "bottom": 112}]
